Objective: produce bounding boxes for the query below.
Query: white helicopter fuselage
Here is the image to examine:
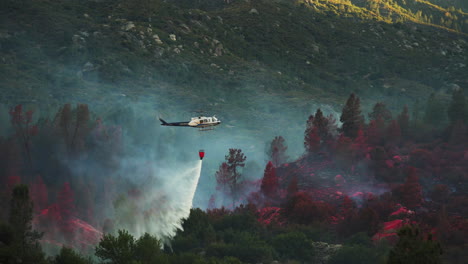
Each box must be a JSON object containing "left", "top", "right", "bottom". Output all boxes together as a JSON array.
[
  {"left": 188, "top": 116, "right": 221, "bottom": 127},
  {"left": 159, "top": 115, "right": 221, "bottom": 128}
]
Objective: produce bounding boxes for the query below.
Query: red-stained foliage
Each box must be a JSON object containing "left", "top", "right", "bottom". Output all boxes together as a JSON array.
[
  {"left": 2, "top": 94, "right": 467, "bottom": 256},
  {"left": 389, "top": 206, "right": 413, "bottom": 217},
  {"left": 400, "top": 167, "right": 423, "bottom": 209},
  {"left": 257, "top": 207, "right": 284, "bottom": 226},
  {"left": 386, "top": 219, "right": 406, "bottom": 232},
  {"left": 336, "top": 196, "right": 357, "bottom": 237},
  {"left": 364, "top": 192, "right": 397, "bottom": 220},
  {"left": 340, "top": 196, "right": 356, "bottom": 218},
  {"left": 338, "top": 204, "right": 381, "bottom": 238},
  {"left": 304, "top": 126, "right": 321, "bottom": 153},
  {"left": 369, "top": 146, "right": 396, "bottom": 182},
  {"left": 260, "top": 161, "right": 279, "bottom": 199},
  {"left": 283, "top": 192, "right": 334, "bottom": 224},
  {"left": 286, "top": 175, "right": 299, "bottom": 197}
]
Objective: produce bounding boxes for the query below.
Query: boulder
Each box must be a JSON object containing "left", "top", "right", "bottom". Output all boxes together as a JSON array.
[
  {"left": 122, "top": 22, "right": 135, "bottom": 31},
  {"left": 249, "top": 8, "right": 259, "bottom": 15},
  {"left": 152, "top": 34, "right": 163, "bottom": 45}
]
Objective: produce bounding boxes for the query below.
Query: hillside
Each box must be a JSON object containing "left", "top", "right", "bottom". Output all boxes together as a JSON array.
[
  {"left": 0, "top": 0, "right": 467, "bottom": 118},
  {"left": 429, "top": 0, "right": 468, "bottom": 12},
  {"left": 1, "top": 1, "right": 467, "bottom": 262}
]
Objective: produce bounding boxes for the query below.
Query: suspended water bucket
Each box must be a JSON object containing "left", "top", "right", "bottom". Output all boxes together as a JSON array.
[{"left": 199, "top": 149, "right": 205, "bottom": 160}]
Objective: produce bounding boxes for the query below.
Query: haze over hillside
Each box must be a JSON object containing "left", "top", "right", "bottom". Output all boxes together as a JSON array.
[
  {"left": 0, "top": 0, "right": 466, "bottom": 204},
  {"left": 1, "top": 0, "right": 467, "bottom": 106},
  {"left": 1, "top": 0, "right": 466, "bottom": 191},
  {"left": 1, "top": 1, "right": 467, "bottom": 263}
]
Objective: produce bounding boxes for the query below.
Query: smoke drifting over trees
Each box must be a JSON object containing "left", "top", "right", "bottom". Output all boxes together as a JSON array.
[{"left": 0, "top": 89, "right": 467, "bottom": 263}]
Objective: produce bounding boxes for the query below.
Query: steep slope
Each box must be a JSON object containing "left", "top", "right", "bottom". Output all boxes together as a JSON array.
[
  {"left": 0, "top": 0, "right": 466, "bottom": 116},
  {"left": 428, "top": 0, "right": 468, "bottom": 12}
]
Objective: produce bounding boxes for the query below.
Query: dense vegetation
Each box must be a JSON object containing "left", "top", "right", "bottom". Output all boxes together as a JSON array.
[
  {"left": 1, "top": 0, "right": 467, "bottom": 263},
  {"left": 0, "top": 90, "right": 466, "bottom": 263}
]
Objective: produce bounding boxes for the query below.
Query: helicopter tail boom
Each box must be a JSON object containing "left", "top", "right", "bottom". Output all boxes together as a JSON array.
[{"left": 159, "top": 118, "right": 169, "bottom": 125}]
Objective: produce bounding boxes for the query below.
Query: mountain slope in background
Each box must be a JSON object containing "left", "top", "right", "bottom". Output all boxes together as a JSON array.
[{"left": 0, "top": 0, "right": 467, "bottom": 119}]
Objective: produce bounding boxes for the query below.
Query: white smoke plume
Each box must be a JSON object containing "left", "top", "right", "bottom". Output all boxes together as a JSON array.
[{"left": 109, "top": 159, "right": 203, "bottom": 241}]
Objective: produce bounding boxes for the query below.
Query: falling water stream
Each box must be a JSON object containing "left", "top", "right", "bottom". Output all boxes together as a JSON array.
[{"left": 131, "top": 160, "right": 203, "bottom": 241}]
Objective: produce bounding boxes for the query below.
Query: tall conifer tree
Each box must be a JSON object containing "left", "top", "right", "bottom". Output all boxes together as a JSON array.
[
  {"left": 340, "top": 93, "right": 364, "bottom": 138},
  {"left": 369, "top": 102, "right": 392, "bottom": 123},
  {"left": 312, "top": 109, "right": 330, "bottom": 141},
  {"left": 261, "top": 161, "right": 278, "bottom": 199},
  {"left": 267, "top": 136, "right": 288, "bottom": 167},
  {"left": 6, "top": 185, "right": 45, "bottom": 263}
]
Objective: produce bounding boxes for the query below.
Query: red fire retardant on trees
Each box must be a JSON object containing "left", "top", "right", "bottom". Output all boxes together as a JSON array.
[
  {"left": 304, "top": 127, "right": 321, "bottom": 153},
  {"left": 401, "top": 167, "right": 423, "bottom": 209},
  {"left": 261, "top": 161, "right": 279, "bottom": 199}
]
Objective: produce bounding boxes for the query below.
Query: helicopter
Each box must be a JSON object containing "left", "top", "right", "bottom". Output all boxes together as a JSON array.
[{"left": 159, "top": 115, "right": 221, "bottom": 130}]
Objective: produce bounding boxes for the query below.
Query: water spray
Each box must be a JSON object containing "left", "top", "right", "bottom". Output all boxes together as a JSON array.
[{"left": 122, "top": 150, "right": 204, "bottom": 245}]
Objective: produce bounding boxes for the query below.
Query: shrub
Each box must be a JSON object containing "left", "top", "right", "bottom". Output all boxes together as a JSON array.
[
  {"left": 206, "top": 232, "right": 274, "bottom": 263},
  {"left": 51, "top": 247, "right": 92, "bottom": 264},
  {"left": 329, "top": 245, "right": 381, "bottom": 264},
  {"left": 272, "top": 231, "right": 314, "bottom": 261}
]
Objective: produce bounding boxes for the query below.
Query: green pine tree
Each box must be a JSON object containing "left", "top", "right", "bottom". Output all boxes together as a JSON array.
[
  {"left": 387, "top": 225, "right": 442, "bottom": 264},
  {"left": 2, "top": 185, "right": 46, "bottom": 264},
  {"left": 340, "top": 93, "right": 364, "bottom": 138},
  {"left": 52, "top": 247, "right": 93, "bottom": 264}
]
